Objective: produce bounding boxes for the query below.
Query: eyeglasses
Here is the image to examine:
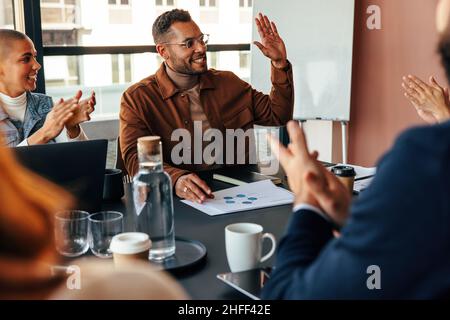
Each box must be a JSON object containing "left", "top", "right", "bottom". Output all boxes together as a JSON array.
[{"left": 161, "top": 34, "right": 209, "bottom": 49}]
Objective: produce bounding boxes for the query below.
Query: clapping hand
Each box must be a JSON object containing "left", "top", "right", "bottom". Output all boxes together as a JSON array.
[
  {"left": 65, "top": 90, "right": 96, "bottom": 137},
  {"left": 402, "top": 75, "right": 450, "bottom": 124},
  {"left": 28, "top": 98, "right": 79, "bottom": 145},
  {"left": 268, "top": 121, "right": 351, "bottom": 227}
]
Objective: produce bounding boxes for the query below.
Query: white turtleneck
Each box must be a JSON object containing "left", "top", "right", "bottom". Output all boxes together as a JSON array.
[
  {"left": 0, "top": 91, "right": 27, "bottom": 121},
  {"left": 0, "top": 92, "right": 88, "bottom": 146}
]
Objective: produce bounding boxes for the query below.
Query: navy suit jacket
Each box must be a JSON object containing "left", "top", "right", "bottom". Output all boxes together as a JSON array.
[{"left": 262, "top": 121, "right": 450, "bottom": 299}]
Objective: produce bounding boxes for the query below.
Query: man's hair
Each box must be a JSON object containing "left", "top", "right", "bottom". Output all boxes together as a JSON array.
[
  {"left": 152, "top": 9, "right": 192, "bottom": 44},
  {"left": 0, "top": 29, "right": 29, "bottom": 60}
]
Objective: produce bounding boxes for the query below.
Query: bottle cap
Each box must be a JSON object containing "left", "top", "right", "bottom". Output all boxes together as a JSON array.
[
  {"left": 331, "top": 165, "right": 356, "bottom": 178},
  {"left": 137, "top": 136, "right": 161, "bottom": 157}
]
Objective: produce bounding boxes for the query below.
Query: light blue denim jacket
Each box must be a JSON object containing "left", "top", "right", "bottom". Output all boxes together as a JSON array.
[{"left": 0, "top": 92, "right": 53, "bottom": 147}]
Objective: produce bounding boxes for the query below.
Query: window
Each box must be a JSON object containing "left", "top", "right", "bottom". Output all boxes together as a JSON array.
[
  {"left": 200, "top": 0, "right": 216, "bottom": 7},
  {"left": 207, "top": 52, "right": 218, "bottom": 69},
  {"left": 239, "top": 51, "right": 251, "bottom": 82},
  {"left": 156, "top": 0, "right": 175, "bottom": 7},
  {"left": 33, "top": 1, "right": 252, "bottom": 119},
  {"left": 40, "top": 0, "right": 77, "bottom": 25},
  {"left": 108, "top": 0, "right": 132, "bottom": 24},
  {"left": 109, "top": 0, "right": 130, "bottom": 6},
  {"left": 111, "top": 54, "right": 132, "bottom": 84},
  {"left": 0, "top": 0, "right": 14, "bottom": 28},
  {"left": 43, "top": 29, "right": 77, "bottom": 46},
  {"left": 239, "top": 0, "right": 252, "bottom": 8},
  {"left": 239, "top": 51, "right": 250, "bottom": 70},
  {"left": 239, "top": 0, "right": 252, "bottom": 24},
  {"left": 199, "top": 0, "right": 218, "bottom": 24},
  {"left": 44, "top": 55, "right": 80, "bottom": 87}
]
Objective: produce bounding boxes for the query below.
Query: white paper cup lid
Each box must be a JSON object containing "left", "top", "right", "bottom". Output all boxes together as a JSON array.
[{"left": 110, "top": 232, "right": 151, "bottom": 254}]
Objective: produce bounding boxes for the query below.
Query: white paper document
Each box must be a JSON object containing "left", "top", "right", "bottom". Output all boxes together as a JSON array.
[
  {"left": 181, "top": 180, "right": 294, "bottom": 216},
  {"left": 354, "top": 176, "right": 374, "bottom": 193}
]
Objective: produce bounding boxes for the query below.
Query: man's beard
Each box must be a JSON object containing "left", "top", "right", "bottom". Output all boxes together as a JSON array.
[
  {"left": 170, "top": 56, "right": 208, "bottom": 75},
  {"left": 439, "top": 38, "right": 450, "bottom": 84}
]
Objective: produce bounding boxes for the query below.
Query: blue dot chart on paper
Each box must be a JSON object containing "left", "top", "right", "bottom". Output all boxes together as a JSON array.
[
  {"left": 181, "top": 180, "right": 295, "bottom": 216},
  {"left": 222, "top": 194, "right": 259, "bottom": 205}
]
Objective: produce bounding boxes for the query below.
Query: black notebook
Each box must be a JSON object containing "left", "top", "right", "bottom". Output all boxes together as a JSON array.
[{"left": 213, "top": 167, "right": 282, "bottom": 186}]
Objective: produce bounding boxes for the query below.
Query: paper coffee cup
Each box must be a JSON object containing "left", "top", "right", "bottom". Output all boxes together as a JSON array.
[
  {"left": 110, "top": 232, "right": 151, "bottom": 267},
  {"left": 331, "top": 165, "right": 356, "bottom": 193}
]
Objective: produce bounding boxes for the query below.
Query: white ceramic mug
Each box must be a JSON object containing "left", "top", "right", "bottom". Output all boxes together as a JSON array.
[{"left": 225, "top": 223, "right": 276, "bottom": 272}]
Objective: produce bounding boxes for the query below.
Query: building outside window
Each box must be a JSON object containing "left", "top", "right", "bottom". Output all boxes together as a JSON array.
[
  {"left": 239, "top": 0, "right": 252, "bottom": 24},
  {"left": 0, "top": 0, "right": 14, "bottom": 28},
  {"left": 155, "top": 0, "right": 175, "bottom": 7},
  {"left": 239, "top": 0, "right": 252, "bottom": 8},
  {"left": 239, "top": 51, "right": 250, "bottom": 82},
  {"left": 40, "top": 0, "right": 77, "bottom": 26},
  {"left": 109, "top": 0, "right": 130, "bottom": 5},
  {"left": 200, "top": 0, "right": 216, "bottom": 7}
]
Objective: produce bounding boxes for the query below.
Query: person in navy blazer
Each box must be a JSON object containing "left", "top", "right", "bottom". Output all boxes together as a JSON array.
[{"left": 262, "top": 0, "right": 450, "bottom": 299}]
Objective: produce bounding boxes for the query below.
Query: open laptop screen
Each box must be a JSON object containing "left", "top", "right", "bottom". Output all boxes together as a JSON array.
[{"left": 14, "top": 140, "right": 108, "bottom": 212}]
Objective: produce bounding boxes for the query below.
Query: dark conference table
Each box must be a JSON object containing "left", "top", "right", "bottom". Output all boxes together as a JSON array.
[{"left": 102, "top": 170, "right": 293, "bottom": 300}]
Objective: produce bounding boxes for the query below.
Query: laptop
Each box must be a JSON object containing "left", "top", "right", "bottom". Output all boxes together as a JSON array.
[
  {"left": 14, "top": 140, "right": 108, "bottom": 212},
  {"left": 217, "top": 267, "right": 272, "bottom": 300}
]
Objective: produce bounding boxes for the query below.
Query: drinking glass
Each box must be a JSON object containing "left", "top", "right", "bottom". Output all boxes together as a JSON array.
[
  {"left": 54, "top": 210, "right": 90, "bottom": 257},
  {"left": 88, "top": 211, "right": 123, "bottom": 258}
]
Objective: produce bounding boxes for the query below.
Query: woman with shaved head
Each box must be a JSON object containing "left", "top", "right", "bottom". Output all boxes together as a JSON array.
[{"left": 0, "top": 29, "right": 94, "bottom": 147}]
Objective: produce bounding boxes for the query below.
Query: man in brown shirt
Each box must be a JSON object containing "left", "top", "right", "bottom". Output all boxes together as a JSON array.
[{"left": 120, "top": 9, "right": 294, "bottom": 203}]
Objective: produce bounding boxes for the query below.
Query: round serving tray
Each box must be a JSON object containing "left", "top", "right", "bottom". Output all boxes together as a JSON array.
[{"left": 151, "top": 237, "right": 207, "bottom": 272}]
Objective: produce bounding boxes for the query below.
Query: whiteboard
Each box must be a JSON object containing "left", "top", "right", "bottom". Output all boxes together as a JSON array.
[{"left": 251, "top": 0, "right": 355, "bottom": 121}]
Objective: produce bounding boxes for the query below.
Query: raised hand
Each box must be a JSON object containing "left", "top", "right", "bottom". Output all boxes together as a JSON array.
[
  {"left": 27, "top": 98, "right": 79, "bottom": 145},
  {"left": 402, "top": 75, "right": 450, "bottom": 124},
  {"left": 65, "top": 90, "right": 96, "bottom": 137},
  {"left": 253, "top": 13, "right": 288, "bottom": 69}
]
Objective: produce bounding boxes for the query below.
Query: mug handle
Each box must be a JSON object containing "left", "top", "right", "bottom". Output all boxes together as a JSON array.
[{"left": 260, "top": 233, "right": 276, "bottom": 263}]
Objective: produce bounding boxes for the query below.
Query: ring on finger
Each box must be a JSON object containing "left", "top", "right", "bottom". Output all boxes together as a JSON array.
[{"left": 183, "top": 186, "right": 189, "bottom": 193}]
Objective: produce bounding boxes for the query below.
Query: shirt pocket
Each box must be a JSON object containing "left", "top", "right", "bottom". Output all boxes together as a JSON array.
[{"left": 222, "top": 106, "right": 254, "bottom": 130}]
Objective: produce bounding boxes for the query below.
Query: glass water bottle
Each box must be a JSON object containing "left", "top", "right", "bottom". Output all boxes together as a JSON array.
[{"left": 132, "top": 136, "right": 175, "bottom": 260}]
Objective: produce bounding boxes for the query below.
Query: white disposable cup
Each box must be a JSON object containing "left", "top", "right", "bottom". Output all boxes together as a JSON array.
[{"left": 110, "top": 232, "right": 152, "bottom": 267}]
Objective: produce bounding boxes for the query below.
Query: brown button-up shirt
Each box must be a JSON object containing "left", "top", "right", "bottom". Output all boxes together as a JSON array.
[{"left": 120, "top": 62, "right": 294, "bottom": 186}]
